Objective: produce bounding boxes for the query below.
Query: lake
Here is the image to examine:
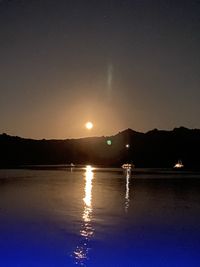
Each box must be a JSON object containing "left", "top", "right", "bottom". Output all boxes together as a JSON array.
[{"left": 0, "top": 167, "right": 200, "bottom": 267}]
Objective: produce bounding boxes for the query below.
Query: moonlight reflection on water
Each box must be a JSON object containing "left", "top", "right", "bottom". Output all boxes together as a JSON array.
[{"left": 73, "top": 166, "right": 94, "bottom": 266}]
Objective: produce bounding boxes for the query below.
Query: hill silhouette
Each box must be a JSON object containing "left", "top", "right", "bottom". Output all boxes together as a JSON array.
[{"left": 0, "top": 127, "right": 200, "bottom": 168}]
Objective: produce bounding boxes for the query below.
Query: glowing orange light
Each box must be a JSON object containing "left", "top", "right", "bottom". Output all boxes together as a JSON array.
[{"left": 85, "top": 121, "right": 93, "bottom": 130}]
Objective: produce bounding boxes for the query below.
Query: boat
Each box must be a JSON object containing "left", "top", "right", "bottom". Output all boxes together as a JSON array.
[
  {"left": 122, "top": 163, "right": 135, "bottom": 170},
  {"left": 174, "top": 160, "right": 184, "bottom": 169}
]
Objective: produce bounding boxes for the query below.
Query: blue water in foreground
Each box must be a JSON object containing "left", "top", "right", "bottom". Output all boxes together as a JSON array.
[{"left": 0, "top": 167, "right": 200, "bottom": 267}]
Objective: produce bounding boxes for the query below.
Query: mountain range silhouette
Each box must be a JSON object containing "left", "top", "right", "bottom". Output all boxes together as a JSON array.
[{"left": 0, "top": 127, "right": 200, "bottom": 168}]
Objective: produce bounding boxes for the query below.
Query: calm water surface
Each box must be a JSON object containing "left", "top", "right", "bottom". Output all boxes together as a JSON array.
[{"left": 0, "top": 167, "right": 200, "bottom": 267}]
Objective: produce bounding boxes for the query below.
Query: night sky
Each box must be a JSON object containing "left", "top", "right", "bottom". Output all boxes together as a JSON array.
[{"left": 0, "top": 0, "right": 200, "bottom": 139}]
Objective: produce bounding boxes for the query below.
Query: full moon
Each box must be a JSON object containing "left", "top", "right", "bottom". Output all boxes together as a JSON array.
[{"left": 85, "top": 121, "right": 93, "bottom": 130}]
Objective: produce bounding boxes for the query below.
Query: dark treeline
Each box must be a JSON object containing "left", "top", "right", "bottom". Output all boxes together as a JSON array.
[{"left": 0, "top": 127, "right": 200, "bottom": 168}]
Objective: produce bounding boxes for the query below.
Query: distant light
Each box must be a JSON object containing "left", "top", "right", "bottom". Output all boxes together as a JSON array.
[
  {"left": 107, "top": 140, "right": 112, "bottom": 145},
  {"left": 85, "top": 121, "right": 93, "bottom": 130},
  {"left": 125, "top": 144, "right": 130, "bottom": 148}
]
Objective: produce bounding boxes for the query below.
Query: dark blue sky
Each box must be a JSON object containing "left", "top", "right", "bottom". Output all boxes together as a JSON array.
[{"left": 0, "top": 0, "right": 200, "bottom": 138}]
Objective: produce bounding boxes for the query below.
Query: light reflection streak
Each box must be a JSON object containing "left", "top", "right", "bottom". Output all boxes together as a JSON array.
[
  {"left": 125, "top": 169, "right": 131, "bottom": 213},
  {"left": 73, "top": 165, "right": 94, "bottom": 266}
]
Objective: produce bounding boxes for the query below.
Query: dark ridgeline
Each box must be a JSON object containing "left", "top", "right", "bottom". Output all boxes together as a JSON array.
[{"left": 0, "top": 127, "right": 200, "bottom": 168}]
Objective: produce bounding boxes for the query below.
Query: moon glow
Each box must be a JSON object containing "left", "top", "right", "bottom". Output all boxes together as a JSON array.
[{"left": 85, "top": 121, "right": 93, "bottom": 130}]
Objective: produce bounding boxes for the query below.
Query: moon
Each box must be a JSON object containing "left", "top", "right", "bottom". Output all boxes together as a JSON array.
[{"left": 85, "top": 121, "right": 93, "bottom": 130}]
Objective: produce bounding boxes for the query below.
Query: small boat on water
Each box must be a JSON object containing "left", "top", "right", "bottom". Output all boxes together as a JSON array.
[
  {"left": 122, "top": 163, "right": 135, "bottom": 170},
  {"left": 174, "top": 160, "right": 184, "bottom": 169}
]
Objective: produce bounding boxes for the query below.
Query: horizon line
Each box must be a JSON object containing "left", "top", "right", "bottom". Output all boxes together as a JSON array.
[{"left": 0, "top": 126, "right": 199, "bottom": 141}]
